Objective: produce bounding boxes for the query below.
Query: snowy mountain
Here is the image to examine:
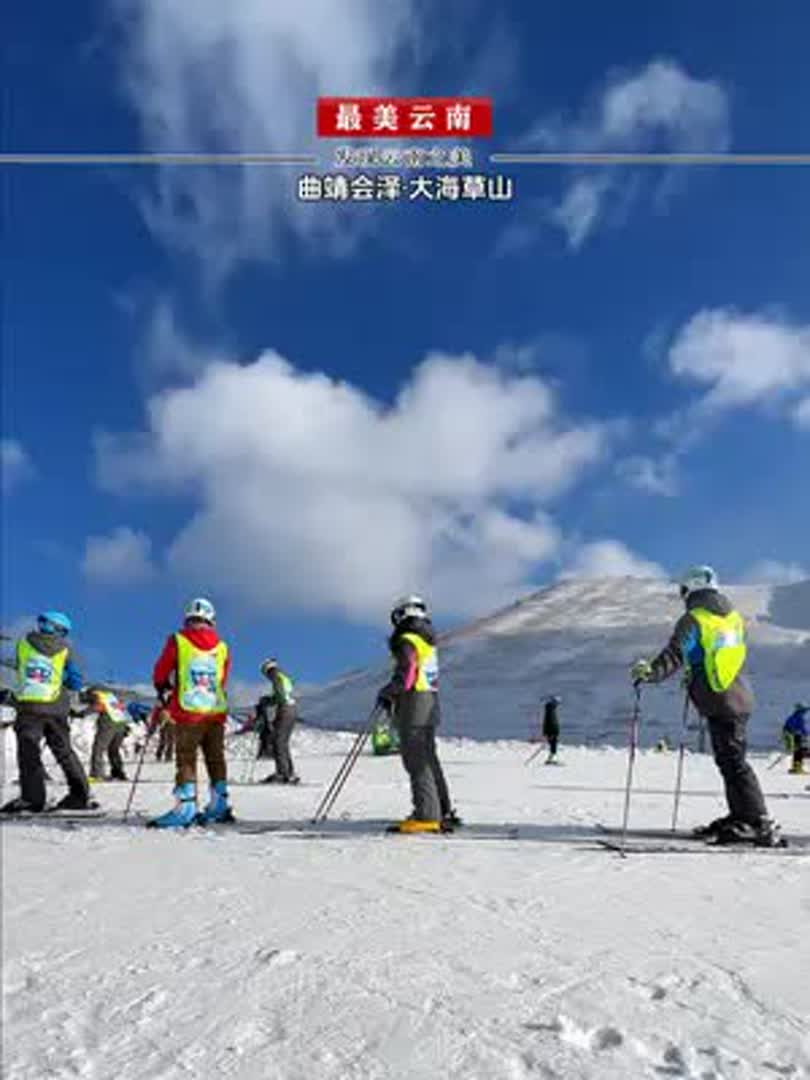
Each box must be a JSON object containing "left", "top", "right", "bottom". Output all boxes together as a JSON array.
[{"left": 300, "top": 578, "right": 810, "bottom": 749}]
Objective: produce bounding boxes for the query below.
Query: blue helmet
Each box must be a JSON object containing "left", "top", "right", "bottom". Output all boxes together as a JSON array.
[{"left": 37, "top": 610, "right": 72, "bottom": 636}]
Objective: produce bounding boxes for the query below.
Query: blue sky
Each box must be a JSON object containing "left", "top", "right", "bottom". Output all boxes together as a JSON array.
[{"left": 2, "top": 0, "right": 810, "bottom": 694}]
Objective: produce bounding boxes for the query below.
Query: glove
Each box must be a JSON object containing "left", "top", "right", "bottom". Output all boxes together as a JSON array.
[{"left": 631, "top": 659, "right": 654, "bottom": 686}]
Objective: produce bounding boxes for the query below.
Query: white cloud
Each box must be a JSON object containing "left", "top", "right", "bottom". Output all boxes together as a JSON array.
[
  {"left": 1, "top": 439, "right": 33, "bottom": 494},
  {"left": 741, "top": 559, "right": 808, "bottom": 586},
  {"left": 560, "top": 540, "right": 666, "bottom": 580},
  {"left": 115, "top": 0, "right": 423, "bottom": 277},
  {"left": 549, "top": 176, "right": 610, "bottom": 251},
  {"left": 82, "top": 527, "right": 157, "bottom": 586},
  {"left": 534, "top": 59, "right": 730, "bottom": 248},
  {"left": 616, "top": 454, "right": 680, "bottom": 497},
  {"left": 96, "top": 349, "right": 610, "bottom": 621},
  {"left": 668, "top": 308, "right": 810, "bottom": 418}
]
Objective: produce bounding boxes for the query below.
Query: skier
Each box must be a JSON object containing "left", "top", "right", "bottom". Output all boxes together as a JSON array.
[
  {"left": 149, "top": 597, "right": 234, "bottom": 828},
  {"left": 542, "top": 696, "right": 561, "bottom": 763},
  {"left": 82, "top": 686, "right": 131, "bottom": 781},
  {"left": 631, "top": 565, "right": 779, "bottom": 846},
  {"left": 1, "top": 611, "right": 97, "bottom": 814},
  {"left": 376, "top": 594, "right": 459, "bottom": 833},
  {"left": 782, "top": 703, "right": 808, "bottom": 775},
  {"left": 257, "top": 659, "right": 300, "bottom": 784}
]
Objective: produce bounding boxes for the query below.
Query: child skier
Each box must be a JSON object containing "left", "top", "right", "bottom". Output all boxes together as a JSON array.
[
  {"left": 1, "top": 611, "right": 96, "bottom": 814},
  {"left": 632, "top": 565, "right": 779, "bottom": 846},
  {"left": 783, "top": 703, "right": 808, "bottom": 775},
  {"left": 149, "top": 597, "right": 234, "bottom": 828},
  {"left": 82, "top": 686, "right": 131, "bottom": 781},
  {"left": 256, "top": 658, "right": 300, "bottom": 784},
  {"left": 376, "top": 594, "right": 459, "bottom": 833}
]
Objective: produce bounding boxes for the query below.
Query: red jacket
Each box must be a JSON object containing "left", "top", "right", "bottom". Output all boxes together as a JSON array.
[{"left": 153, "top": 625, "right": 232, "bottom": 725}]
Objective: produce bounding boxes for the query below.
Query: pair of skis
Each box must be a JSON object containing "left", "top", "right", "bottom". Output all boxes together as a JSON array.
[{"left": 596, "top": 824, "right": 805, "bottom": 855}]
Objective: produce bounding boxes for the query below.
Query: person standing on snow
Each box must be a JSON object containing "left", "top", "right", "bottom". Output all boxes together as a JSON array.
[
  {"left": 542, "top": 696, "right": 561, "bottom": 763},
  {"left": 1, "top": 611, "right": 96, "bottom": 814},
  {"left": 256, "top": 658, "right": 300, "bottom": 784},
  {"left": 782, "top": 703, "right": 808, "bottom": 775},
  {"left": 82, "top": 686, "right": 131, "bottom": 781},
  {"left": 376, "top": 595, "right": 459, "bottom": 833},
  {"left": 149, "top": 597, "right": 234, "bottom": 828},
  {"left": 631, "top": 565, "right": 779, "bottom": 846}
]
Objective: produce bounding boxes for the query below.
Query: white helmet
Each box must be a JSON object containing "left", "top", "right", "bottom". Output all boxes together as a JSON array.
[
  {"left": 678, "top": 565, "right": 718, "bottom": 600},
  {"left": 391, "top": 594, "right": 428, "bottom": 627},
  {"left": 260, "top": 657, "right": 278, "bottom": 677},
  {"left": 184, "top": 596, "right": 216, "bottom": 624}
]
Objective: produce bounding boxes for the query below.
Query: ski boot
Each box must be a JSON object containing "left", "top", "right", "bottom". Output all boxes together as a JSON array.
[
  {"left": 1, "top": 796, "right": 45, "bottom": 814},
  {"left": 441, "top": 809, "right": 463, "bottom": 831},
  {"left": 261, "top": 773, "right": 300, "bottom": 785},
  {"left": 751, "top": 817, "right": 784, "bottom": 848},
  {"left": 196, "top": 780, "right": 236, "bottom": 825},
  {"left": 692, "top": 814, "right": 735, "bottom": 839},
  {"left": 387, "top": 819, "right": 441, "bottom": 834},
  {"left": 52, "top": 793, "right": 101, "bottom": 812},
  {"left": 788, "top": 762, "right": 805, "bottom": 775},
  {"left": 147, "top": 783, "right": 197, "bottom": 829}
]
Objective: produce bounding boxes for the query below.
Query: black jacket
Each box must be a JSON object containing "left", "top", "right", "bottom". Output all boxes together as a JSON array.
[{"left": 378, "top": 617, "right": 440, "bottom": 729}]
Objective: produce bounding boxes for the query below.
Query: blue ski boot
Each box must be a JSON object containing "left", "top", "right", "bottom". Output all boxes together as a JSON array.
[
  {"left": 147, "top": 782, "right": 197, "bottom": 829},
  {"left": 196, "top": 780, "right": 235, "bottom": 825}
]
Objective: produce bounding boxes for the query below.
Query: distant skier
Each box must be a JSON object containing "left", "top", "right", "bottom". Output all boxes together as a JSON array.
[
  {"left": 376, "top": 595, "right": 459, "bottom": 833},
  {"left": 82, "top": 686, "right": 131, "bottom": 781},
  {"left": 149, "top": 597, "right": 234, "bottom": 828},
  {"left": 783, "top": 703, "right": 808, "bottom": 775},
  {"left": 1, "top": 611, "right": 97, "bottom": 814},
  {"left": 543, "top": 696, "right": 561, "bottom": 763},
  {"left": 257, "top": 659, "right": 300, "bottom": 784},
  {"left": 126, "top": 700, "right": 152, "bottom": 756},
  {"left": 631, "top": 565, "right": 779, "bottom": 846}
]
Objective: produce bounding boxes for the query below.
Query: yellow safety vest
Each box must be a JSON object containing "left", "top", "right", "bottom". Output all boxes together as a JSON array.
[
  {"left": 16, "top": 640, "right": 67, "bottom": 703},
  {"left": 399, "top": 633, "right": 439, "bottom": 693},
  {"left": 690, "top": 608, "right": 746, "bottom": 693},
  {"left": 96, "top": 690, "right": 129, "bottom": 725},
  {"left": 175, "top": 634, "right": 228, "bottom": 714}
]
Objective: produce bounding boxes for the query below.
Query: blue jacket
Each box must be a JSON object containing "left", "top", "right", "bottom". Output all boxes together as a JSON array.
[
  {"left": 126, "top": 702, "right": 152, "bottom": 724},
  {"left": 783, "top": 708, "right": 808, "bottom": 737}
]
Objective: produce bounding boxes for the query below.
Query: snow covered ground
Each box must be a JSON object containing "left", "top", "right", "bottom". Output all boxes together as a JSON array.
[{"left": 3, "top": 724, "right": 809, "bottom": 1080}]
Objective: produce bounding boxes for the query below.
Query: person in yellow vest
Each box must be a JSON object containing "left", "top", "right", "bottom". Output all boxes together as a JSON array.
[
  {"left": 257, "top": 659, "right": 300, "bottom": 784},
  {"left": 376, "top": 595, "right": 458, "bottom": 833},
  {"left": 632, "top": 566, "right": 779, "bottom": 847},
  {"left": 148, "top": 597, "right": 234, "bottom": 828},
  {"left": 82, "top": 686, "right": 131, "bottom": 781},
  {"left": 1, "top": 611, "right": 96, "bottom": 814}
]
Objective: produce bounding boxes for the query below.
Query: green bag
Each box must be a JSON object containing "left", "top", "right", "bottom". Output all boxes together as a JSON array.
[{"left": 371, "top": 719, "right": 400, "bottom": 756}]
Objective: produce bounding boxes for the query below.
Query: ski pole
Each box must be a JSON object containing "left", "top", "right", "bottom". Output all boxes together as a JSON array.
[
  {"left": 670, "top": 693, "right": 692, "bottom": 832},
  {"left": 618, "top": 685, "right": 642, "bottom": 856},
  {"left": 524, "top": 740, "right": 547, "bottom": 766},
  {"left": 311, "top": 706, "right": 380, "bottom": 823},
  {"left": 123, "top": 709, "right": 159, "bottom": 822},
  {"left": 767, "top": 752, "right": 789, "bottom": 771}
]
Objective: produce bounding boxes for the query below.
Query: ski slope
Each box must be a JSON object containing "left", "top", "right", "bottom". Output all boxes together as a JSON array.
[
  {"left": 3, "top": 726, "right": 810, "bottom": 1080},
  {"left": 300, "top": 578, "right": 810, "bottom": 748}
]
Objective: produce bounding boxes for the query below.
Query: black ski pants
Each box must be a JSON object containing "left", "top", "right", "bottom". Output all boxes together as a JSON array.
[
  {"left": 272, "top": 704, "right": 297, "bottom": 780},
  {"left": 707, "top": 714, "right": 767, "bottom": 824},
  {"left": 15, "top": 711, "right": 90, "bottom": 809},
  {"left": 399, "top": 722, "right": 451, "bottom": 821}
]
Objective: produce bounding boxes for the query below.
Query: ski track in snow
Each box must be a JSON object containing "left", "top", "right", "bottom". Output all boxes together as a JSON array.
[{"left": 3, "top": 730, "right": 810, "bottom": 1080}]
